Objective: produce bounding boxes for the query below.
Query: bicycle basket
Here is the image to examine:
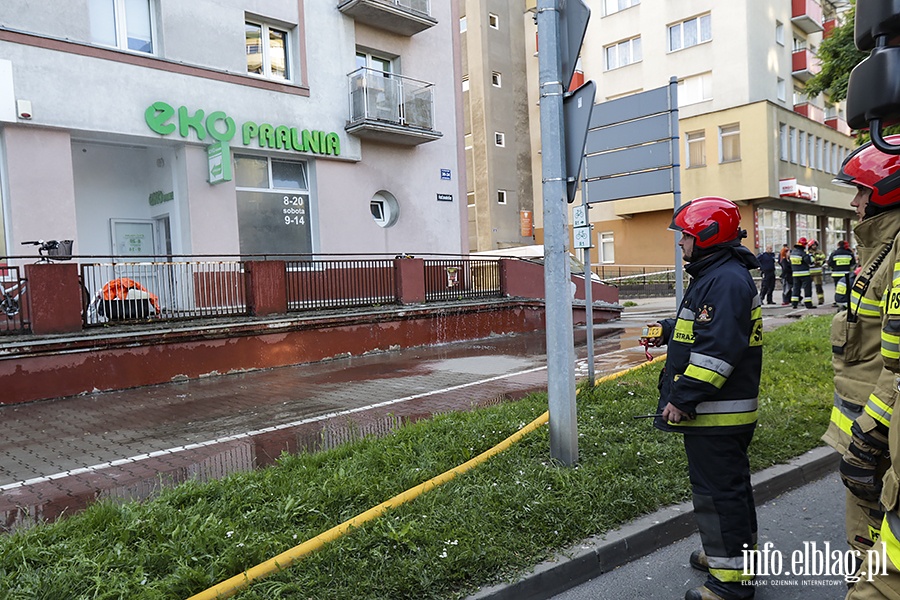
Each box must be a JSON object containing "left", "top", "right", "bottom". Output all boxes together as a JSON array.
[{"left": 48, "top": 240, "right": 73, "bottom": 260}]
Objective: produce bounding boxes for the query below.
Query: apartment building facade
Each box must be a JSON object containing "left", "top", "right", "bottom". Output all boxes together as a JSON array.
[
  {"left": 458, "top": 0, "right": 536, "bottom": 252},
  {"left": 524, "top": 0, "right": 856, "bottom": 267},
  {"left": 0, "top": 0, "right": 465, "bottom": 262}
]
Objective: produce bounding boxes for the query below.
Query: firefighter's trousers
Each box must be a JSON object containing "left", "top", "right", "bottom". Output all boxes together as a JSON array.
[
  {"left": 684, "top": 431, "right": 757, "bottom": 600},
  {"left": 791, "top": 275, "right": 813, "bottom": 308},
  {"left": 846, "top": 511, "right": 900, "bottom": 599}
]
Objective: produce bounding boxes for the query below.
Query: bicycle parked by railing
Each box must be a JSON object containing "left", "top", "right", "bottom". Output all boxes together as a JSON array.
[{"left": 0, "top": 240, "right": 74, "bottom": 317}]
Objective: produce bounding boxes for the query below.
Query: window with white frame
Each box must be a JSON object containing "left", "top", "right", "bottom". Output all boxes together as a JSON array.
[
  {"left": 467, "top": 192, "right": 475, "bottom": 207},
  {"left": 677, "top": 72, "right": 712, "bottom": 106},
  {"left": 668, "top": 13, "right": 711, "bottom": 52},
  {"left": 603, "top": 0, "right": 639, "bottom": 16},
  {"left": 779, "top": 123, "right": 788, "bottom": 161},
  {"left": 497, "top": 190, "right": 508, "bottom": 205},
  {"left": 599, "top": 232, "right": 615, "bottom": 264},
  {"left": 777, "top": 78, "right": 786, "bottom": 102},
  {"left": 775, "top": 21, "right": 784, "bottom": 45},
  {"left": 757, "top": 208, "right": 790, "bottom": 250},
  {"left": 719, "top": 124, "right": 741, "bottom": 163},
  {"left": 460, "top": 16, "right": 467, "bottom": 33},
  {"left": 685, "top": 130, "right": 706, "bottom": 168},
  {"left": 816, "top": 137, "right": 823, "bottom": 171},
  {"left": 831, "top": 143, "right": 838, "bottom": 173},
  {"left": 89, "top": 0, "right": 155, "bottom": 53},
  {"left": 793, "top": 37, "right": 806, "bottom": 52},
  {"left": 462, "top": 76, "right": 469, "bottom": 93},
  {"left": 369, "top": 191, "right": 400, "bottom": 228},
  {"left": 246, "top": 19, "right": 290, "bottom": 80},
  {"left": 799, "top": 131, "right": 807, "bottom": 166},
  {"left": 808, "top": 134, "right": 816, "bottom": 169},
  {"left": 491, "top": 71, "right": 502, "bottom": 87},
  {"left": 826, "top": 216, "right": 847, "bottom": 252},
  {"left": 605, "top": 36, "right": 642, "bottom": 70},
  {"left": 789, "top": 127, "right": 798, "bottom": 163},
  {"left": 494, "top": 132, "right": 505, "bottom": 147},
  {"left": 489, "top": 13, "right": 499, "bottom": 29},
  {"left": 823, "top": 140, "right": 831, "bottom": 173},
  {"left": 795, "top": 213, "right": 819, "bottom": 244}
]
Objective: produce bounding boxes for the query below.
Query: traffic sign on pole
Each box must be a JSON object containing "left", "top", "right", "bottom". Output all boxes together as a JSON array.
[
  {"left": 563, "top": 80, "right": 595, "bottom": 203},
  {"left": 559, "top": 0, "right": 590, "bottom": 91}
]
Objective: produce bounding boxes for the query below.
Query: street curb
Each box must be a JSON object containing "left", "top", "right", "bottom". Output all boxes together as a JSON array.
[{"left": 467, "top": 446, "right": 839, "bottom": 600}]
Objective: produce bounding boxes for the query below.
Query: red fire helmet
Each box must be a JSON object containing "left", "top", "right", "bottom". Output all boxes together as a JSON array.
[
  {"left": 833, "top": 135, "right": 900, "bottom": 207},
  {"left": 669, "top": 196, "right": 741, "bottom": 249}
]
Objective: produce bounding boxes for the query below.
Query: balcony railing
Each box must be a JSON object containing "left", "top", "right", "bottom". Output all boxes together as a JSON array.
[
  {"left": 792, "top": 49, "right": 821, "bottom": 81},
  {"left": 825, "top": 115, "right": 852, "bottom": 135},
  {"left": 346, "top": 67, "right": 442, "bottom": 145},
  {"left": 337, "top": 0, "right": 437, "bottom": 37},
  {"left": 792, "top": 0, "right": 824, "bottom": 33},
  {"left": 794, "top": 101, "right": 826, "bottom": 124}
]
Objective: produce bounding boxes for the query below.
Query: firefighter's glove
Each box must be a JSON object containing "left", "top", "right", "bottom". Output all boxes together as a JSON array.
[{"left": 839, "top": 426, "right": 885, "bottom": 503}]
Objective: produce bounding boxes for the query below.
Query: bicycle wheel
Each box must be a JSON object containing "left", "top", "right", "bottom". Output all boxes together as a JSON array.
[{"left": 1, "top": 293, "right": 19, "bottom": 317}]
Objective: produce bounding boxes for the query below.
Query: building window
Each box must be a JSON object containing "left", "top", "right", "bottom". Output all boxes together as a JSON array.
[
  {"left": 605, "top": 37, "right": 642, "bottom": 70},
  {"left": 603, "top": 0, "right": 639, "bottom": 16},
  {"left": 816, "top": 137, "right": 823, "bottom": 171},
  {"left": 491, "top": 71, "right": 502, "bottom": 87},
  {"left": 677, "top": 72, "right": 712, "bottom": 106},
  {"left": 370, "top": 191, "right": 400, "bottom": 228},
  {"left": 599, "top": 232, "right": 615, "bottom": 264},
  {"left": 777, "top": 77, "right": 786, "bottom": 102},
  {"left": 489, "top": 13, "right": 499, "bottom": 29},
  {"left": 89, "top": 0, "right": 155, "bottom": 53},
  {"left": 826, "top": 216, "right": 848, "bottom": 252},
  {"left": 809, "top": 135, "right": 816, "bottom": 170},
  {"left": 776, "top": 21, "right": 784, "bottom": 45},
  {"left": 460, "top": 16, "right": 467, "bottom": 33},
  {"left": 497, "top": 190, "right": 508, "bottom": 205},
  {"left": 779, "top": 123, "right": 789, "bottom": 161},
  {"left": 668, "top": 13, "right": 711, "bottom": 52},
  {"left": 719, "top": 124, "right": 740, "bottom": 163},
  {"left": 799, "top": 131, "right": 807, "bottom": 167},
  {"left": 685, "top": 130, "right": 706, "bottom": 168},
  {"left": 796, "top": 213, "right": 819, "bottom": 245},
  {"left": 495, "top": 132, "right": 505, "bottom": 147},
  {"left": 757, "top": 208, "right": 790, "bottom": 250},
  {"left": 793, "top": 37, "right": 806, "bottom": 52},
  {"left": 234, "top": 155, "right": 312, "bottom": 254},
  {"left": 246, "top": 20, "right": 290, "bottom": 80},
  {"left": 467, "top": 192, "right": 475, "bottom": 207},
  {"left": 823, "top": 140, "right": 831, "bottom": 173},
  {"left": 462, "top": 76, "right": 469, "bottom": 93}
]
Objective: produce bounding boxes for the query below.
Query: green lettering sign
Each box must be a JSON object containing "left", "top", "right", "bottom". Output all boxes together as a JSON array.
[{"left": 145, "top": 102, "right": 341, "bottom": 156}]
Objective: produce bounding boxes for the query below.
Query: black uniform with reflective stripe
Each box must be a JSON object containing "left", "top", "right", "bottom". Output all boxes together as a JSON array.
[{"left": 655, "top": 245, "right": 762, "bottom": 435}]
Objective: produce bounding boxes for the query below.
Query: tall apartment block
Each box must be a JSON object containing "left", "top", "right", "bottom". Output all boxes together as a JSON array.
[{"left": 523, "top": 0, "right": 855, "bottom": 267}]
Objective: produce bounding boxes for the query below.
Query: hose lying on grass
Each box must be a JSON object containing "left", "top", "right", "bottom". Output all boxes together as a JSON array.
[{"left": 188, "top": 354, "right": 666, "bottom": 600}]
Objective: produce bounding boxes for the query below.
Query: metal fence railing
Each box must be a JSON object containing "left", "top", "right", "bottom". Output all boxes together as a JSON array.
[
  {"left": 424, "top": 259, "right": 502, "bottom": 302},
  {"left": 0, "top": 265, "right": 29, "bottom": 333},
  {"left": 81, "top": 260, "right": 248, "bottom": 326},
  {"left": 592, "top": 265, "right": 680, "bottom": 299},
  {"left": 286, "top": 258, "right": 397, "bottom": 311}
]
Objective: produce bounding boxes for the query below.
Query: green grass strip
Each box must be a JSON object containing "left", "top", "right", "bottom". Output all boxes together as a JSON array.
[{"left": 0, "top": 315, "right": 833, "bottom": 600}]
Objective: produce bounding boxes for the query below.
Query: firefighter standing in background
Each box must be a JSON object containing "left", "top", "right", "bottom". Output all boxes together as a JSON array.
[
  {"left": 828, "top": 240, "right": 857, "bottom": 308},
  {"left": 816, "top": 137, "right": 900, "bottom": 600},
  {"left": 808, "top": 239, "right": 827, "bottom": 306},
  {"left": 790, "top": 237, "right": 814, "bottom": 309},
  {"left": 645, "top": 196, "right": 762, "bottom": 600}
]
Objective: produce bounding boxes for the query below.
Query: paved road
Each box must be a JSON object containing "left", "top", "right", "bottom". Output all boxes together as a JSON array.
[{"left": 551, "top": 473, "right": 850, "bottom": 600}]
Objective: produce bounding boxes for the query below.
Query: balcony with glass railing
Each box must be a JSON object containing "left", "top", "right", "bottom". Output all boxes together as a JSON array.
[
  {"left": 345, "top": 67, "right": 442, "bottom": 146},
  {"left": 337, "top": 0, "right": 437, "bottom": 36}
]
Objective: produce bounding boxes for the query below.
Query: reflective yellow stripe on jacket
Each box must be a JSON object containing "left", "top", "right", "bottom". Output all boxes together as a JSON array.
[
  {"left": 866, "top": 393, "right": 894, "bottom": 429},
  {"left": 829, "top": 392, "right": 859, "bottom": 437},
  {"left": 669, "top": 397, "right": 759, "bottom": 428}
]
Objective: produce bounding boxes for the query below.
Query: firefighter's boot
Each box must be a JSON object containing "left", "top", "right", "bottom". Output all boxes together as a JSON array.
[{"left": 689, "top": 549, "right": 709, "bottom": 572}]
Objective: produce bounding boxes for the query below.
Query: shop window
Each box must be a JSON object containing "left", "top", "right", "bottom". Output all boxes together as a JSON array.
[
  {"left": 668, "top": 13, "right": 711, "bottom": 52},
  {"left": 234, "top": 155, "right": 311, "bottom": 255},
  {"left": 685, "top": 130, "right": 706, "bottom": 168},
  {"left": 757, "top": 208, "right": 790, "bottom": 250},
  {"left": 246, "top": 19, "right": 291, "bottom": 80},
  {"left": 719, "top": 124, "right": 741, "bottom": 163},
  {"left": 88, "top": 0, "right": 155, "bottom": 54}
]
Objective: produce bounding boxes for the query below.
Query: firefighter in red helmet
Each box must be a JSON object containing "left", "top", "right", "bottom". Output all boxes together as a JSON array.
[
  {"left": 789, "top": 236, "right": 814, "bottom": 309},
  {"left": 645, "top": 196, "right": 762, "bottom": 600},
  {"left": 825, "top": 136, "right": 900, "bottom": 598}
]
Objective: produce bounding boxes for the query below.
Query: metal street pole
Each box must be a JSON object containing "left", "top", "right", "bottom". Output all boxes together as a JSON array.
[
  {"left": 582, "top": 160, "right": 595, "bottom": 385},
  {"left": 537, "top": 0, "right": 578, "bottom": 466},
  {"left": 669, "top": 77, "right": 684, "bottom": 307}
]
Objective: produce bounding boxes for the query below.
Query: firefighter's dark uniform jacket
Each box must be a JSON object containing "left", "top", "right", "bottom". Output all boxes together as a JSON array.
[
  {"left": 828, "top": 247, "right": 856, "bottom": 279},
  {"left": 790, "top": 246, "right": 812, "bottom": 276},
  {"left": 654, "top": 245, "right": 762, "bottom": 435}
]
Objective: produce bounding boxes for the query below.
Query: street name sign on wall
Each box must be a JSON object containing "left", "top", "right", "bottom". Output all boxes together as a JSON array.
[{"left": 583, "top": 80, "right": 679, "bottom": 203}]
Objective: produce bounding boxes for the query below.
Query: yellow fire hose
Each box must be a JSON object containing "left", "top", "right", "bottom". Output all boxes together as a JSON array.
[{"left": 187, "top": 354, "right": 665, "bottom": 600}]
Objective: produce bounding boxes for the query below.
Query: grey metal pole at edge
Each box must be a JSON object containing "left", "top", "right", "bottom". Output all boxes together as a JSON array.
[
  {"left": 537, "top": 0, "right": 578, "bottom": 466},
  {"left": 582, "top": 157, "right": 595, "bottom": 385},
  {"left": 669, "top": 76, "right": 683, "bottom": 308}
]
